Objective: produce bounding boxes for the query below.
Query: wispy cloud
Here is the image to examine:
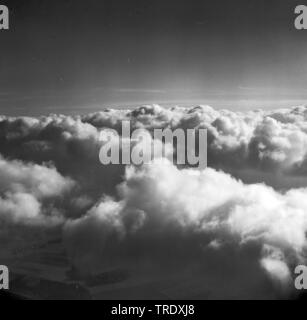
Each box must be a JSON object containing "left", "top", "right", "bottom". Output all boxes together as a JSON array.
[{"left": 112, "top": 88, "right": 167, "bottom": 94}]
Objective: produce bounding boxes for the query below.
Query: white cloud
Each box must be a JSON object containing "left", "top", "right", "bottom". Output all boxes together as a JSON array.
[
  {"left": 0, "top": 155, "right": 74, "bottom": 225},
  {"left": 64, "top": 159, "right": 307, "bottom": 297},
  {"left": 1, "top": 104, "right": 307, "bottom": 298}
]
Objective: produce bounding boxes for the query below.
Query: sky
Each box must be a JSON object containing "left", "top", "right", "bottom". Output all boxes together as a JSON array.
[{"left": 0, "top": 0, "right": 307, "bottom": 116}]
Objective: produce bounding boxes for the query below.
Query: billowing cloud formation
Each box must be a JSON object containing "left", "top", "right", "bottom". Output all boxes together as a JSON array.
[
  {"left": 64, "top": 159, "right": 307, "bottom": 298},
  {"left": 2, "top": 104, "right": 307, "bottom": 188},
  {"left": 0, "top": 155, "right": 74, "bottom": 225},
  {"left": 1, "top": 104, "right": 307, "bottom": 298}
]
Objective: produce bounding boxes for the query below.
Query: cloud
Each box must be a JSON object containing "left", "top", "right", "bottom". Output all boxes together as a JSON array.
[
  {"left": 64, "top": 159, "right": 307, "bottom": 298},
  {"left": 82, "top": 104, "right": 307, "bottom": 181},
  {"left": 0, "top": 155, "right": 74, "bottom": 225},
  {"left": 3, "top": 104, "right": 307, "bottom": 189},
  {"left": 1, "top": 104, "right": 307, "bottom": 298}
]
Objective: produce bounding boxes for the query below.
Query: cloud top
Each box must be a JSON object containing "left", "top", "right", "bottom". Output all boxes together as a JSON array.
[{"left": 1, "top": 104, "right": 307, "bottom": 298}]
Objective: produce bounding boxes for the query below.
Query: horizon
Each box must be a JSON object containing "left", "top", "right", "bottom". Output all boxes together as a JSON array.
[{"left": 1, "top": 0, "right": 307, "bottom": 116}]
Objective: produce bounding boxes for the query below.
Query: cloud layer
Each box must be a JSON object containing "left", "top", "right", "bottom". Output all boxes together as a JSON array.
[{"left": 1, "top": 104, "right": 307, "bottom": 298}]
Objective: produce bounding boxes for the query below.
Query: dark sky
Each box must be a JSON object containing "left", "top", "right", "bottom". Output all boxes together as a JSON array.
[{"left": 0, "top": 0, "right": 307, "bottom": 115}]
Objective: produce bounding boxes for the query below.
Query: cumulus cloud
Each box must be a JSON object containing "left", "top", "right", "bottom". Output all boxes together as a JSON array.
[
  {"left": 1, "top": 104, "right": 307, "bottom": 298},
  {"left": 2, "top": 104, "right": 307, "bottom": 187},
  {"left": 0, "top": 155, "right": 74, "bottom": 225},
  {"left": 63, "top": 159, "right": 307, "bottom": 298}
]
